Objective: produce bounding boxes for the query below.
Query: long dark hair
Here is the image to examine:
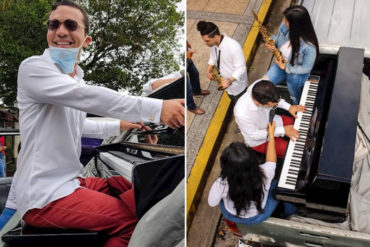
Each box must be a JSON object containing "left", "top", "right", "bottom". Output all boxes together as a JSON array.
[
  {"left": 284, "top": 5, "right": 319, "bottom": 65},
  {"left": 220, "top": 142, "right": 266, "bottom": 216}
]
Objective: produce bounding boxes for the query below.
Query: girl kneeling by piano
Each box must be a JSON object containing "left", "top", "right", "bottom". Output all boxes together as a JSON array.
[
  {"left": 264, "top": 5, "right": 319, "bottom": 105},
  {"left": 208, "top": 122, "right": 296, "bottom": 224}
]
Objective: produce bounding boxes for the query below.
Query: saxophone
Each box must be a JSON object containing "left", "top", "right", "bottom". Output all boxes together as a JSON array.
[
  {"left": 211, "top": 66, "right": 224, "bottom": 91},
  {"left": 252, "top": 11, "right": 285, "bottom": 64}
]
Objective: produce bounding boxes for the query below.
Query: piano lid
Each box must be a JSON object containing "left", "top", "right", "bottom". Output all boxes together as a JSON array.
[
  {"left": 318, "top": 47, "right": 363, "bottom": 182},
  {"left": 148, "top": 76, "right": 184, "bottom": 100},
  {"left": 87, "top": 75, "right": 185, "bottom": 147}
]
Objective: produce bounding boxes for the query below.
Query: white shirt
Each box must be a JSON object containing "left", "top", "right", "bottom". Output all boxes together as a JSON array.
[
  {"left": 11, "top": 49, "right": 163, "bottom": 218},
  {"left": 5, "top": 118, "right": 120, "bottom": 210},
  {"left": 208, "top": 35, "right": 248, "bottom": 96},
  {"left": 234, "top": 79, "right": 291, "bottom": 147},
  {"left": 280, "top": 41, "right": 292, "bottom": 62},
  {"left": 208, "top": 161, "right": 276, "bottom": 218}
]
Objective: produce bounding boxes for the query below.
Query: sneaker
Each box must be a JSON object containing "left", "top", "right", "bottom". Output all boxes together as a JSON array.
[
  {"left": 193, "top": 89, "right": 210, "bottom": 96},
  {"left": 188, "top": 107, "right": 205, "bottom": 115}
]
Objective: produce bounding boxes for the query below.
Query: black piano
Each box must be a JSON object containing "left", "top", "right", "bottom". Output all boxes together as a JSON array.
[
  {"left": 148, "top": 76, "right": 184, "bottom": 100},
  {"left": 94, "top": 75, "right": 185, "bottom": 218},
  {"left": 275, "top": 47, "right": 364, "bottom": 214}
]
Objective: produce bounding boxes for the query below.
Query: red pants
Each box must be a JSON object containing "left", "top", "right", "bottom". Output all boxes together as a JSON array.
[
  {"left": 251, "top": 115, "right": 294, "bottom": 159},
  {"left": 23, "top": 176, "right": 137, "bottom": 247}
]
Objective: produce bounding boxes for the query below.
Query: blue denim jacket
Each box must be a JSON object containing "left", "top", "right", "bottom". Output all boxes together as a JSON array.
[{"left": 271, "top": 22, "right": 317, "bottom": 74}]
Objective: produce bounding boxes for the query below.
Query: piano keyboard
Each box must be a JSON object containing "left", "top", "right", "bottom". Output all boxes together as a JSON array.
[
  {"left": 278, "top": 78, "right": 319, "bottom": 190},
  {"left": 99, "top": 152, "right": 135, "bottom": 182}
]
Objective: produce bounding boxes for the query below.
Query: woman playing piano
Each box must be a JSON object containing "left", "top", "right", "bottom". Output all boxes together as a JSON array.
[
  {"left": 208, "top": 122, "right": 295, "bottom": 225},
  {"left": 264, "top": 5, "right": 319, "bottom": 105}
]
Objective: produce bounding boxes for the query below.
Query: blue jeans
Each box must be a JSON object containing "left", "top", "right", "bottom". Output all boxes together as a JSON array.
[
  {"left": 0, "top": 154, "right": 5, "bottom": 177},
  {"left": 187, "top": 59, "right": 201, "bottom": 94},
  {"left": 0, "top": 208, "right": 16, "bottom": 230},
  {"left": 186, "top": 75, "right": 196, "bottom": 110},
  {"left": 220, "top": 181, "right": 296, "bottom": 225},
  {"left": 265, "top": 63, "right": 309, "bottom": 105}
]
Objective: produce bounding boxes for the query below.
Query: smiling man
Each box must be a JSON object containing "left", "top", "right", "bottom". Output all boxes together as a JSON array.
[{"left": 7, "top": 1, "right": 184, "bottom": 246}]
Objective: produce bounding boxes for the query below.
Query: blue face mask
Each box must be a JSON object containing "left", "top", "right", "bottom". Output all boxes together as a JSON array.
[{"left": 49, "top": 37, "right": 87, "bottom": 74}]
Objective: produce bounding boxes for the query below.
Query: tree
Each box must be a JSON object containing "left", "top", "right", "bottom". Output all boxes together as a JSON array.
[
  {"left": 0, "top": 0, "right": 184, "bottom": 106},
  {"left": 0, "top": 0, "right": 53, "bottom": 106}
]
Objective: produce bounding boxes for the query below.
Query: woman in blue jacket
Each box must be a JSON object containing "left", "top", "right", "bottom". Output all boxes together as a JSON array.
[{"left": 264, "top": 5, "right": 319, "bottom": 105}]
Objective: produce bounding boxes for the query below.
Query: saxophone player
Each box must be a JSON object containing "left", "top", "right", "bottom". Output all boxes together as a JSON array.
[
  {"left": 197, "top": 21, "right": 248, "bottom": 103},
  {"left": 263, "top": 6, "right": 319, "bottom": 105}
]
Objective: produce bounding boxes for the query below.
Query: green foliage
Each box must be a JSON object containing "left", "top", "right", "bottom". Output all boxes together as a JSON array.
[
  {"left": 0, "top": 0, "right": 184, "bottom": 106},
  {"left": 0, "top": 0, "right": 53, "bottom": 106}
]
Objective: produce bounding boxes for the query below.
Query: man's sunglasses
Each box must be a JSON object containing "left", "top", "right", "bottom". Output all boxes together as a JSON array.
[{"left": 47, "top": 19, "right": 85, "bottom": 32}]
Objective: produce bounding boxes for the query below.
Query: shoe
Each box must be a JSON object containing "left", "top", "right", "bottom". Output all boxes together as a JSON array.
[
  {"left": 193, "top": 89, "right": 210, "bottom": 96},
  {"left": 188, "top": 107, "right": 205, "bottom": 115}
]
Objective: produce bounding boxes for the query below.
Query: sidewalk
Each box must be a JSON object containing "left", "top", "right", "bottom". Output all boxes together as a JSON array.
[{"left": 186, "top": 0, "right": 261, "bottom": 133}]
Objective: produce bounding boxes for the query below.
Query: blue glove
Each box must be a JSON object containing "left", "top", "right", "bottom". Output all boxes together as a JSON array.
[{"left": 0, "top": 207, "right": 16, "bottom": 230}]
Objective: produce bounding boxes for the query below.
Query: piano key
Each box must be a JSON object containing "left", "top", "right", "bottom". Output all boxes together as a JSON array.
[
  {"left": 287, "top": 178, "right": 297, "bottom": 183},
  {"left": 290, "top": 164, "right": 300, "bottom": 169},
  {"left": 287, "top": 176, "right": 298, "bottom": 181},
  {"left": 292, "top": 151, "right": 302, "bottom": 156}
]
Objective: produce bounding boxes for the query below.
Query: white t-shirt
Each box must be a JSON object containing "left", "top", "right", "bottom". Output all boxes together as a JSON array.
[
  {"left": 208, "top": 161, "right": 276, "bottom": 218},
  {"left": 280, "top": 41, "right": 292, "bottom": 62}
]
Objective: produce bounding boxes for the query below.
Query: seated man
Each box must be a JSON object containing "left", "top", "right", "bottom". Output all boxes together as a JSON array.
[
  {"left": 234, "top": 79, "right": 305, "bottom": 158},
  {"left": 0, "top": 120, "right": 155, "bottom": 228},
  {"left": 8, "top": 1, "right": 184, "bottom": 247}
]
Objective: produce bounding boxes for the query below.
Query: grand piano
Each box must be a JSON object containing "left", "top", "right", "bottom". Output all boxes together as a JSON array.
[
  {"left": 275, "top": 47, "right": 364, "bottom": 214},
  {"left": 93, "top": 76, "right": 185, "bottom": 218}
]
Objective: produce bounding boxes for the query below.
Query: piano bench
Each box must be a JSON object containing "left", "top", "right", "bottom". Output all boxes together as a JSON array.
[{"left": 2, "top": 225, "right": 105, "bottom": 247}]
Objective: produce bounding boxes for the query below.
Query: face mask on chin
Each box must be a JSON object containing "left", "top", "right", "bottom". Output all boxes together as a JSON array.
[{"left": 49, "top": 36, "right": 87, "bottom": 74}]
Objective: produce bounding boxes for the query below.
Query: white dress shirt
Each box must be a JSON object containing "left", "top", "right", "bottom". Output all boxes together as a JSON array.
[
  {"left": 208, "top": 161, "right": 276, "bottom": 218},
  {"left": 12, "top": 49, "right": 163, "bottom": 218},
  {"left": 234, "top": 79, "right": 291, "bottom": 147},
  {"left": 208, "top": 35, "right": 248, "bottom": 96},
  {"left": 5, "top": 118, "right": 120, "bottom": 211}
]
